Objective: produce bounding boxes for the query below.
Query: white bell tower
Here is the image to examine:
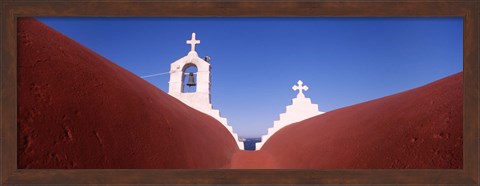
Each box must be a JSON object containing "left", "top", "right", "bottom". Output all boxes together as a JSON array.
[
  {"left": 168, "top": 33, "right": 211, "bottom": 108},
  {"left": 168, "top": 33, "right": 244, "bottom": 150}
]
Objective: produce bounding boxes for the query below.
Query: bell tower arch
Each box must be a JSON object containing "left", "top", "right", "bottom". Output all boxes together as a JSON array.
[
  {"left": 168, "top": 33, "right": 244, "bottom": 150},
  {"left": 182, "top": 64, "right": 198, "bottom": 93}
]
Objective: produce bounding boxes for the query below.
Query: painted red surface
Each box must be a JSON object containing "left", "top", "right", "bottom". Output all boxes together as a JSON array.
[
  {"left": 230, "top": 150, "right": 279, "bottom": 168},
  {"left": 258, "top": 72, "right": 463, "bottom": 169},
  {"left": 18, "top": 18, "right": 463, "bottom": 169},
  {"left": 17, "top": 18, "right": 239, "bottom": 169}
]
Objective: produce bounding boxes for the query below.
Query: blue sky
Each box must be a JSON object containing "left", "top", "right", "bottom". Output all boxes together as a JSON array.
[{"left": 37, "top": 17, "right": 463, "bottom": 138}]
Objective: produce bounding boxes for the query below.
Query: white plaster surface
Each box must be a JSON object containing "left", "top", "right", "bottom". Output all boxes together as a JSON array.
[
  {"left": 256, "top": 80, "right": 324, "bottom": 150},
  {"left": 168, "top": 33, "right": 244, "bottom": 150}
]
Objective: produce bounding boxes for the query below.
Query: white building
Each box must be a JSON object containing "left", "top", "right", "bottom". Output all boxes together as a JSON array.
[
  {"left": 168, "top": 33, "right": 244, "bottom": 150},
  {"left": 256, "top": 80, "right": 324, "bottom": 150}
]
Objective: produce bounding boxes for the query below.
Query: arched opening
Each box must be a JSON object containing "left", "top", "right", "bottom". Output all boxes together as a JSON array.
[{"left": 182, "top": 64, "right": 198, "bottom": 93}]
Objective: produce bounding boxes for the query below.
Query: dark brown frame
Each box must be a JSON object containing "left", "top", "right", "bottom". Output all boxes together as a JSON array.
[{"left": 1, "top": 0, "right": 478, "bottom": 185}]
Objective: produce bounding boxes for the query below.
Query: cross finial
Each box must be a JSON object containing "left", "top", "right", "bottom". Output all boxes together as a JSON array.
[
  {"left": 186, "top": 33, "right": 200, "bottom": 52},
  {"left": 292, "top": 80, "right": 309, "bottom": 98}
]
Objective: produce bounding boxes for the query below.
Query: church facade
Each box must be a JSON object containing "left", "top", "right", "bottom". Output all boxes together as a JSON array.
[
  {"left": 167, "top": 33, "right": 323, "bottom": 151},
  {"left": 256, "top": 80, "right": 324, "bottom": 150}
]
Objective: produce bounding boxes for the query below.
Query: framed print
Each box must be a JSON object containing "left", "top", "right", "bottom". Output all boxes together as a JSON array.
[{"left": 1, "top": 1, "right": 478, "bottom": 185}]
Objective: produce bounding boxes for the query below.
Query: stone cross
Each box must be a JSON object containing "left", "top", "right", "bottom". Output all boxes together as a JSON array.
[
  {"left": 292, "top": 80, "right": 309, "bottom": 98},
  {"left": 186, "top": 33, "right": 200, "bottom": 52}
]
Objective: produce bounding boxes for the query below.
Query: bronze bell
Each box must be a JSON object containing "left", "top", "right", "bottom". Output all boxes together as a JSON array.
[{"left": 186, "top": 72, "right": 196, "bottom": 87}]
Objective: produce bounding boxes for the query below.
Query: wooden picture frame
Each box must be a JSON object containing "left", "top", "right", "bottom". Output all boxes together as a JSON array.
[{"left": 1, "top": 1, "right": 478, "bottom": 185}]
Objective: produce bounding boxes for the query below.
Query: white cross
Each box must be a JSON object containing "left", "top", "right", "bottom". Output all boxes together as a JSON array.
[
  {"left": 186, "top": 33, "right": 200, "bottom": 52},
  {"left": 292, "top": 80, "right": 309, "bottom": 98}
]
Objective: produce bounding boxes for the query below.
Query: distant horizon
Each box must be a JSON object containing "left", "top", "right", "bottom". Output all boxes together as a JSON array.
[{"left": 37, "top": 17, "right": 463, "bottom": 138}]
